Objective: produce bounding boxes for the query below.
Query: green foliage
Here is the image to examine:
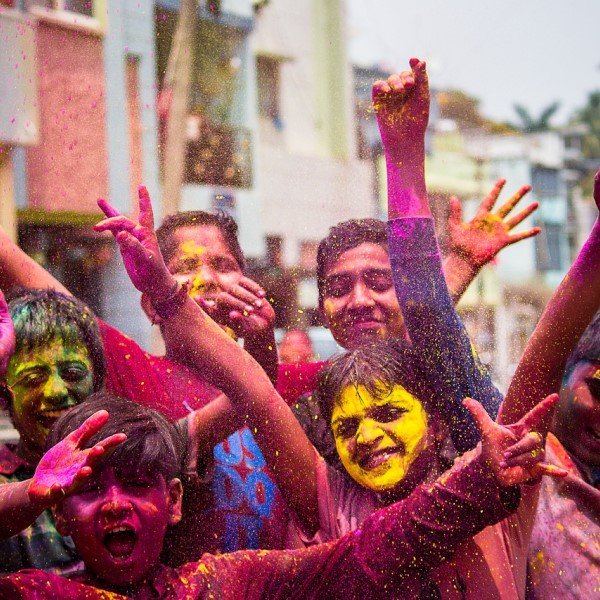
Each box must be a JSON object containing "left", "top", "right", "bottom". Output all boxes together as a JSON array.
[{"left": 512, "top": 102, "right": 561, "bottom": 132}]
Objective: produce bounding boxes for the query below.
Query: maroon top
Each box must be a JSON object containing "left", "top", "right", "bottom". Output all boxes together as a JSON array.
[{"left": 0, "top": 456, "right": 519, "bottom": 599}]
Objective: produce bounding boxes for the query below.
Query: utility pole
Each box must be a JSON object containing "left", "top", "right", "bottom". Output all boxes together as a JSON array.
[{"left": 161, "top": 0, "right": 198, "bottom": 216}]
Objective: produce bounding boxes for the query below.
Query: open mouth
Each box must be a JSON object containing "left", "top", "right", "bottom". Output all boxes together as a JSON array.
[
  {"left": 358, "top": 447, "right": 403, "bottom": 470},
  {"left": 102, "top": 525, "right": 138, "bottom": 559}
]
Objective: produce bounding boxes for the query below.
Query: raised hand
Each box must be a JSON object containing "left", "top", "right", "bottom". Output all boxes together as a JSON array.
[
  {"left": 28, "top": 410, "right": 126, "bottom": 507},
  {"left": 0, "top": 290, "right": 15, "bottom": 377},
  {"left": 199, "top": 276, "right": 275, "bottom": 340},
  {"left": 372, "top": 58, "right": 429, "bottom": 155},
  {"left": 94, "top": 186, "right": 176, "bottom": 300},
  {"left": 464, "top": 395, "right": 567, "bottom": 487},
  {"left": 594, "top": 169, "right": 600, "bottom": 212},
  {"left": 447, "top": 179, "right": 540, "bottom": 268}
]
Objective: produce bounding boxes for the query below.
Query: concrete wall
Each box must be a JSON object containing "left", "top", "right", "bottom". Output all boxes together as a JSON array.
[
  {"left": 253, "top": 0, "right": 373, "bottom": 266},
  {"left": 26, "top": 20, "right": 108, "bottom": 212}
]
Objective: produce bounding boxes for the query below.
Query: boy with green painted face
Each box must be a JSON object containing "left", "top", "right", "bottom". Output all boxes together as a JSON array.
[{"left": 0, "top": 289, "right": 111, "bottom": 574}]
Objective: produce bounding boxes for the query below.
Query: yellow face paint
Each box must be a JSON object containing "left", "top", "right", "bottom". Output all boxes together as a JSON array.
[
  {"left": 331, "top": 383, "right": 429, "bottom": 492},
  {"left": 179, "top": 240, "right": 207, "bottom": 258}
]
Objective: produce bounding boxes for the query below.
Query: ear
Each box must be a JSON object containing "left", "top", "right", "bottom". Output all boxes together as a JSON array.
[
  {"left": 52, "top": 503, "right": 69, "bottom": 537},
  {"left": 167, "top": 478, "right": 183, "bottom": 526},
  {"left": 141, "top": 293, "right": 162, "bottom": 325}
]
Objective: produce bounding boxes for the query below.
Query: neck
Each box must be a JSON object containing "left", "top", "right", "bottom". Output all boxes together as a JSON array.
[{"left": 379, "top": 448, "right": 442, "bottom": 504}]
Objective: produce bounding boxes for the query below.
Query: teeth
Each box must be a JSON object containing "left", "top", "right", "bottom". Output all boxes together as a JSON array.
[{"left": 107, "top": 526, "right": 131, "bottom": 534}]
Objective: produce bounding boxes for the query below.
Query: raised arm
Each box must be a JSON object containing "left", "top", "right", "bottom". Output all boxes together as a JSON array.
[
  {"left": 0, "top": 227, "right": 70, "bottom": 295},
  {"left": 0, "top": 411, "right": 125, "bottom": 539},
  {"left": 500, "top": 170, "right": 600, "bottom": 429},
  {"left": 374, "top": 59, "right": 502, "bottom": 452},
  {"left": 444, "top": 180, "right": 540, "bottom": 303},
  {"left": 94, "top": 187, "right": 320, "bottom": 533}
]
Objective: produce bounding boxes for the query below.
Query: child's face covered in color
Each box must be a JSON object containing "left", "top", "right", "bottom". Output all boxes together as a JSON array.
[
  {"left": 331, "top": 383, "right": 430, "bottom": 492},
  {"left": 56, "top": 466, "right": 182, "bottom": 589},
  {"left": 321, "top": 243, "right": 406, "bottom": 350},
  {"left": 7, "top": 338, "right": 94, "bottom": 460}
]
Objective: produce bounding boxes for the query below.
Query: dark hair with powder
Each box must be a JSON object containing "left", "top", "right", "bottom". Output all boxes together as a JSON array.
[
  {"left": 315, "top": 339, "right": 438, "bottom": 425},
  {"left": 156, "top": 210, "right": 246, "bottom": 272},
  {"left": 564, "top": 309, "right": 600, "bottom": 380},
  {"left": 7, "top": 288, "right": 106, "bottom": 392},
  {"left": 47, "top": 391, "right": 184, "bottom": 482},
  {"left": 316, "top": 219, "right": 388, "bottom": 307}
]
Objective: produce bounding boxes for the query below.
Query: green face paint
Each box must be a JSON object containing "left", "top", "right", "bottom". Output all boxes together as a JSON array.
[{"left": 7, "top": 338, "right": 94, "bottom": 461}]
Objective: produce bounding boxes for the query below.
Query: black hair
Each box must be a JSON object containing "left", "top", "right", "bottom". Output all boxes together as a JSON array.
[
  {"left": 7, "top": 288, "right": 105, "bottom": 392},
  {"left": 156, "top": 210, "right": 246, "bottom": 272},
  {"left": 315, "top": 339, "right": 438, "bottom": 425},
  {"left": 564, "top": 309, "right": 600, "bottom": 380},
  {"left": 316, "top": 219, "right": 388, "bottom": 307},
  {"left": 47, "top": 391, "right": 184, "bottom": 482}
]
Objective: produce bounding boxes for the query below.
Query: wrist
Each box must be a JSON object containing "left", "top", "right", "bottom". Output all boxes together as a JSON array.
[
  {"left": 26, "top": 480, "right": 53, "bottom": 511},
  {"left": 150, "top": 281, "right": 190, "bottom": 323}
]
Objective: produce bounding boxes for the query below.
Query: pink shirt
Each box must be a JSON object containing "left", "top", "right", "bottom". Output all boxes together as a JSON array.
[
  {"left": 305, "top": 450, "right": 539, "bottom": 599},
  {"left": 528, "top": 433, "right": 600, "bottom": 597}
]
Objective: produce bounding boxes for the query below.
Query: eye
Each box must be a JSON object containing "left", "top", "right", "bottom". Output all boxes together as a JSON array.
[
  {"left": 364, "top": 271, "right": 393, "bottom": 293},
  {"left": 19, "top": 372, "right": 47, "bottom": 387},
  {"left": 60, "top": 365, "right": 90, "bottom": 383},
  {"left": 172, "top": 257, "right": 199, "bottom": 275},
  {"left": 370, "top": 405, "right": 407, "bottom": 423},
  {"left": 334, "top": 418, "right": 360, "bottom": 439},
  {"left": 212, "top": 256, "right": 239, "bottom": 273},
  {"left": 324, "top": 277, "right": 352, "bottom": 299}
]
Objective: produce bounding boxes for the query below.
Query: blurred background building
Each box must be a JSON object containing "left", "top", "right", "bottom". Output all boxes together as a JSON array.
[{"left": 0, "top": 0, "right": 598, "bottom": 442}]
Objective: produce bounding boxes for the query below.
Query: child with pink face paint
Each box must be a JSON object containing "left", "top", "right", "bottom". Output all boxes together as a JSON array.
[{"left": 0, "top": 359, "right": 560, "bottom": 598}]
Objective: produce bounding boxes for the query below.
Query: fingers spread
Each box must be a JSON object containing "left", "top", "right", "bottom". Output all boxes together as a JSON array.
[
  {"left": 463, "top": 397, "right": 495, "bottom": 435},
  {"left": 518, "top": 393, "right": 559, "bottom": 432},
  {"left": 496, "top": 185, "right": 532, "bottom": 219},
  {"left": 97, "top": 198, "right": 122, "bottom": 219},
  {"left": 69, "top": 410, "right": 109, "bottom": 446},
  {"left": 476, "top": 179, "right": 505, "bottom": 217},
  {"left": 138, "top": 185, "right": 155, "bottom": 230},
  {"left": 504, "top": 201, "right": 539, "bottom": 229},
  {"left": 531, "top": 462, "right": 568, "bottom": 480},
  {"left": 94, "top": 216, "right": 138, "bottom": 235},
  {"left": 507, "top": 227, "right": 542, "bottom": 245}
]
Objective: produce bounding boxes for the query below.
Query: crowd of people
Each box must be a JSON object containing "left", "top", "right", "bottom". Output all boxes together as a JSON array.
[{"left": 0, "top": 58, "right": 597, "bottom": 598}]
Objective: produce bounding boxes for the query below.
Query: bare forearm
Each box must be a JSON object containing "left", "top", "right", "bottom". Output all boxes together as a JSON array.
[
  {"left": 188, "top": 394, "right": 242, "bottom": 460},
  {"left": 502, "top": 219, "right": 600, "bottom": 427},
  {"left": 0, "top": 480, "right": 46, "bottom": 539},
  {"left": 0, "top": 227, "right": 70, "bottom": 294},
  {"left": 162, "top": 296, "right": 319, "bottom": 531}
]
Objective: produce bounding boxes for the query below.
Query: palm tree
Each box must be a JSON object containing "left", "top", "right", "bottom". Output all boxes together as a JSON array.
[{"left": 512, "top": 102, "right": 561, "bottom": 132}]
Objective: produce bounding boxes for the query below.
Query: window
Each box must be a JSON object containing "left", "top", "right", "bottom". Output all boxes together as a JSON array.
[
  {"left": 26, "top": 0, "right": 94, "bottom": 17},
  {"left": 257, "top": 56, "right": 282, "bottom": 128},
  {"left": 531, "top": 166, "right": 559, "bottom": 198},
  {"left": 535, "top": 222, "right": 563, "bottom": 271}
]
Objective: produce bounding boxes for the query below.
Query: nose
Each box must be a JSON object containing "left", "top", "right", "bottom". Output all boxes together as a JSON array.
[
  {"left": 41, "top": 373, "right": 72, "bottom": 408},
  {"left": 347, "top": 281, "right": 375, "bottom": 310},
  {"left": 101, "top": 487, "right": 133, "bottom": 518},
  {"left": 355, "top": 418, "right": 384, "bottom": 447},
  {"left": 190, "top": 265, "right": 218, "bottom": 296}
]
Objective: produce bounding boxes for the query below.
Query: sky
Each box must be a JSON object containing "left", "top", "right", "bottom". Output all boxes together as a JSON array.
[{"left": 348, "top": 0, "right": 600, "bottom": 125}]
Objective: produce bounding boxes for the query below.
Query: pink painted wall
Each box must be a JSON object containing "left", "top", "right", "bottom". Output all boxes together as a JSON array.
[{"left": 26, "top": 21, "right": 108, "bottom": 213}]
